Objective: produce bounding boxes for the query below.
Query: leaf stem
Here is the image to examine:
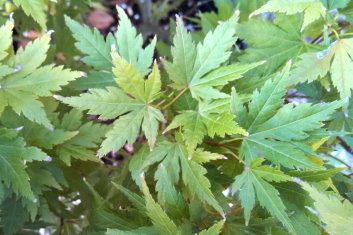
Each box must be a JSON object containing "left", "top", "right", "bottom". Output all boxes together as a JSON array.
[
  {"left": 162, "top": 87, "right": 188, "bottom": 110},
  {"left": 329, "top": 27, "right": 340, "bottom": 39}
]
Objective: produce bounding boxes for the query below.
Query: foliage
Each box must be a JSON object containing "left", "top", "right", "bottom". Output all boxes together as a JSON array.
[{"left": 0, "top": 0, "right": 352, "bottom": 234}]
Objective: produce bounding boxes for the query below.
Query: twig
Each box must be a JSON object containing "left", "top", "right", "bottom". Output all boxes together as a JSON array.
[
  {"left": 337, "top": 136, "right": 353, "bottom": 154},
  {"left": 162, "top": 87, "right": 188, "bottom": 109},
  {"left": 326, "top": 153, "right": 353, "bottom": 171}
]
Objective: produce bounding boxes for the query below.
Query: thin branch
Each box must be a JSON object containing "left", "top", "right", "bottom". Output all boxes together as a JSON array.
[
  {"left": 326, "top": 153, "right": 353, "bottom": 171},
  {"left": 337, "top": 136, "right": 353, "bottom": 155},
  {"left": 162, "top": 87, "right": 188, "bottom": 110}
]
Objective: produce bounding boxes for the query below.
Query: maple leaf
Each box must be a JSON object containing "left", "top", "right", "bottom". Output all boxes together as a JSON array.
[
  {"left": 0, "top": 128, "right": 46, "bottom": 199},
  {"left": 129, "top": 139, "right": 223, "bottom": 214},
  {"left": 232, "top": 159, "right": 295, "bottom": 233},
  {"left": 302, "top": 182, "right": 353, "bottom": 234},
  {"left": 164, "top": 99, "right": 246, "bottom": 152},
  {"left": 237, "top": 14, "right": 323, "bottom": 77},
  {"left": 62, "top": 53, "right": 165, "bottom": 156},
  {"left": 55, "top": 109, "right": 109, "bottom": 165},
  {"left": 66, "top": 6, "right": 156, "bottom": 89},
  {"left": 197, "top": 221, "right": 224, "bottom": 235},
  {"left": 232, "top": 64, "right": 343, "bottom": 168},
  {"left": 0, "top": 21, "right": 13, "bottom": 61},
  {"left": 13, "top": 0, "right": 46, "bottom": 29},
  {"left": 0, "top": 24, "right": 80, "bottom": 128},
  {"left": 289, "top": 38, "right": 353, "bottom": 98},
  {"left": 252, "top": 0, "right": 326, "bottom": 28},
  {"left": 164, "top": 11, "right": 259, "bottom": 100},
  {"left": 140, "top": 176, "right": 179, "bottom": 235}
]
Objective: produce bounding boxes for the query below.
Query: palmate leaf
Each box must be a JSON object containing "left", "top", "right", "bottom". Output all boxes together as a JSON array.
[
  {"left": 289, "top": 38, "right": 353, "bottom": 98},
  {"left": 164, "top": 11, "right": 259, "bottom": 100},
  {"left": 237, "top": 14, "right": 323, "bottom": 77},
  {"left": 65, "top": 16, "right": 114, "bottom": 71},
  {"left": 233, "top": 64, "right": 343, "bottom": 168},
  {"left": 0, "top": 21, "right": 13, "bottom": 61},
  {"left": 301, "top": 182, "right": 353, "bottom": 234},
  {"left": 55, "top": 110, "right": 109, "bottom": 165},
  {"left": 165, "top": 99, "right": 246, "bottom": 152},
  {"left": 0, "top": 108, "right": 76, "bottom": 150},
  {"left": 197, "top": 220, "right": 224, "bottom": 235},
  {"left": 232, "top": 159, "right": 295, "bottom": 233},
  {"left": 62, "top": 53, "right": 164, "bottom": 156},
  {"left": 13, "top": 0, "right": 46, "bottom": 29},
  {"left": 0, "top": 29, "right": 80, "bottom": 128},
  {"left": 252, "top": 0, "right": 326, "bottom": 28},
  {"left": 140, "top": 176, "right": 179, "bottom": 235},
  {"left": 154, "top": 164, "right": 187, "bottom": 219},
  {"left": 275, "top": 182, "right": 320, "bottom": 235},
  {"left": 106, "top": 227, "right": 158, "bottom": 235},
  {"left": 66, "top": 6, "right": 156, "bottom": 89},
  {"left": 0, "top": 129, "right": 46, "bottom": 199},
  {"left": 129, "top": 140, "right": 223, "bottom": 214}
]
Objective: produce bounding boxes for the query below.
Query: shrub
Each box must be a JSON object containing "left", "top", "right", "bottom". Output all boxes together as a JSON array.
[{"left": 0, "top": 0, "right": 352, "bottom": 234}]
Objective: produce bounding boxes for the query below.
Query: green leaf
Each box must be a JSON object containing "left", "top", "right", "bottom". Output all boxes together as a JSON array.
[
  {"left": 99, "top": 109, "right": 144, "bottom": 156},
  {"left": 289, "top": 39, "right": 353, "bottom": 98},
  {"left": 252, "top": 0, "right": 326, "bottom": 28},
  {"left": 1, "top": 196, "right": 29, "bottom": 235},
  {"left": 106, "top": 227, "right": 158, "bottom": 235},
  {"left": 197, "top": 220, "right": 224, "bottom": 235},
  {"left": 302, "top": 182, "right": 353, "bottom": 235},
  {"left": 65, "top": 16, "right": 114, "bottom": 71},
  {"left": 165, "top": 99, "right": 245, "bottom": 151},
  {"left": 251, "top": 100, "right": 343, "bottom": 141},
  {"left": 154, "top": 163, "right": 187, "bottom": 218},
  {"left": 0, "top": 129, "right": 46, "bottom": 199},
  {"left": 69, "top": 71, "right": 116, "bottom": 90},
  {"left": 112, "top": 182, "right": 147, "bottom": 214},
  {"left": 232, "top": 161, "right": 295, "bottom": 233},
  {"left": 243, "top": 137, "right": 321, "bottom": 169},
  {"left": 288, "top": 168, "right": 344, "bottom": 181},
  {"left": 164, "top": 16, "right": 197, "bottom": 87},
  {"left": 13, "top": 0, "right": 46, "bottom": 29},
  {"left": 140, "top": 176, "right": 179, "bottom": 235},
  {"left": 0, "top": 21, "right": 14, "bottom": 61},
  {"left": 0, "top": 36, "right": 80, "bottom": 127},
  {"left": 178, "top": 144, "right": 224, "bottom": 214},
  {"left": 192, "top": 13, "right": 238, "bottom": 83},
  {"left": 245, "top": 63, "right": 289, "bottom": 131},
  {"left": 321, "top": 0, "right": 350, "bottom": 9},
  {"left": 61, "top": 87, "right": 144, "bottom": 120},
  {"left": 56, "top": 110, "right": 108, "bottom": 165},
  {"left": 237, "top": 14, "right": 322, "bottom": 77},
  {"left": 63, "top": 55, "right": 165, "bottom": 156},
  {"left": 165, "top": 11, "right": 242, "bottom": 100},
  {"left": 116, "top": 7, "right": 156, "bottom": 75}
]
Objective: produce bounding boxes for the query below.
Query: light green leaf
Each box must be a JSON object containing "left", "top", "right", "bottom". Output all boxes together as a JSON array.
[
  {"left": 65, "top": 16, "right": 114, "bottom": 71},
  {"left": 140, "top": 176, "right": 179, "bottom": 235},
  {"left": 0, "top": 21, "right": 14, "bottom": 61},
  {"left": 252, "top": 0, "right": 326, "bottom": 28},
  {"left": 232, "top": 162, "right": 295, "bottom": 233},
  {"left": 13, "top": 0, "right": 46, "bottom": 29},
  {"left": 197, "top": 220, "right": 224, "bottom": 235},
  {"left": 302, "top": 182, "right": 353, "bottom": 235},
  {"left": 61, "top": 87, "right": 143, "bottom": 120},
  {"left": 251, "top": 100, "right": 343, "bottom": 141},
  {"left": 246, "top": 63, "right": 289, "bottom": 131},
  {"left": 237, "top": 14, "right": 322, "bottom": 77},
  {"left": 0, "top": 129, "right": 46, "bottom": 199},
  {"left": 99, "top": 109, "right": 144, "bottom": 156},
  {"left": 164, "top": 16, "right": 196, "bottom": 87},
  {"left": 178, "top": 144, "right": 223, "bottom": 214}
]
